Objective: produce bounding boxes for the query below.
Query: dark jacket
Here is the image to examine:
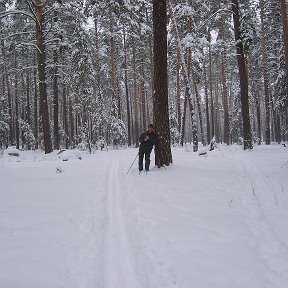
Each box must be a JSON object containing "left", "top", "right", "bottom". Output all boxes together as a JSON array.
[{"left": 139, "top": 131, "right": 157, "bottom": 153}]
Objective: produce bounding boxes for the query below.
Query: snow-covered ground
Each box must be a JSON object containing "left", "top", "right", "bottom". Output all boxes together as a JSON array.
[{"left": 0, "top": 144, "right": 288, "bottom": 288}]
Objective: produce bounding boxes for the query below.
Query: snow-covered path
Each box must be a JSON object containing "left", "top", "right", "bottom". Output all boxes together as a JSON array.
[{"left": 0, "top": 145, "right": 288, "bottom": 288}]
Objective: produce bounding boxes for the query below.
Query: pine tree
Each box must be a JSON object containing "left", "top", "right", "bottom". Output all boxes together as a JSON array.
[
  {"left": 153, "top": 0, "right": 172, "bottom": 167},
  {"left": 231, "top": 0, "right": 253, "bottom": 150}
]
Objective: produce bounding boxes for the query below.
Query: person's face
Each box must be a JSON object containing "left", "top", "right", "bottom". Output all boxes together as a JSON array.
[{"left": 148, "top": 127, "right": 154, "bottom": 133}]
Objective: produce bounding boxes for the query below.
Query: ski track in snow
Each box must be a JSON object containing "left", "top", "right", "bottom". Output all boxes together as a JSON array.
[
  {"left": 101, "top": 154, "right": 178, "bottom": 288},
  {"left": 102, "top": 157, "right": 138, "bottom": 288},
  {"left": 230, "top": 150, "right": 288, "bottom": 287}
]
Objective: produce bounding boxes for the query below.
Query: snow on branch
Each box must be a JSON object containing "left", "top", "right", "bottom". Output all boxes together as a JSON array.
[
  {"left": 195, "top": 9, "right": 233, "bottom": 32},
  {"left": 0, "top": 9, "right": 37, "bottom": 24},
  {"left": 15, "top": 42, "right": 42, "bottom": 54}
]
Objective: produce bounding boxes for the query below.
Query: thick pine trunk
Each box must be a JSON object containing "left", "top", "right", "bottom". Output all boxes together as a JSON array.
[
  {"left": 153, "top": 0, "right": 172, "bottom": 166},
  {"left": 231, "top": 0, "right": 253, "bottom": 150},
  {"left": 260, "top": 0, "right": 271, "bottom": 145},
  {"left": 35, "top": 1, "right": 52, "bottom": 153}
]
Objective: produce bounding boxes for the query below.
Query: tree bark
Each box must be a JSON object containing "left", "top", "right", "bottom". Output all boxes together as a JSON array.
[
  {"left": 208, "top": 31, "right": 215, "bottom": 139},
  {"left": 123, "top": 27, "right": 131, "bottom": 146},
  {"left": 219, "top": 20, "right": 230, "bottom": 145},
  {"left": 231, "top": 0, "right": 253, "bottom": 150},
  {"left": 62, "top": 85, "right": 69, "bottom": 149},
  {"left": 35, "top": 0, "right": 53, "bottom": 153},
  {"left": 109, "top": 6, "right": 119, "bottom": 117},
  {"left": 1, "top": 38, "right": 13, "bottom": 145},
  {"left": 69, "top": 96, "right": 74, "bottom": 147},
  {"left": 176, "top": 51, "right": 181, "bottom": 132},
  {"left": 33, "top": 67, "right": 38, "bottom": 149},
  {"left": 179, "top": 90, "right": 188, "bottom": 146},
  {"left": 53, "top": 50, "right": 59, "bottom": 149},
  {"left": 132, "top": 42, "right": 139, "bottom": 147},
  {"left": 53, "top": 11, "right": 60, "bottom": 150},
  {"left": 153, "top": 0, "right": 172, "bottom": 166},
  {"left": 260, "top": 0, "right": 271, "bottom": 145},
  {"left": 203, "top": 51, "right": 211, "bottom": 144},
  {"left": 14, "top": 58, "right": 19, "bottom": 149}
]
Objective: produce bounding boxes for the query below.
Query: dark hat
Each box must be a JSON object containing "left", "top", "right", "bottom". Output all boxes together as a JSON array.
[{"left": 148, "top": 124, "right": 155, "bottom": 129}]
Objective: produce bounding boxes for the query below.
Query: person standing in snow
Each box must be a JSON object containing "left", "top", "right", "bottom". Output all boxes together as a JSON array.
[{"left": 138, "top": 124, "right": 157, "bottom": 172}]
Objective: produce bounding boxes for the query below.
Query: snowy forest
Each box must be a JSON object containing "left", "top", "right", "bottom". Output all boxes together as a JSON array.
[{"left": 0, "top": 0, "right": 287, "bottom": 153}]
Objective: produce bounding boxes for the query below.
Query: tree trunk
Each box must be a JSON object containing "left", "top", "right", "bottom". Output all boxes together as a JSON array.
[
  {"left": 140, "top": 57, "right": 147, "bottom": 131},
  {"left": 26, "top": 54, "right": 31, "bottom": 129},
  {"left": 63, "top": 85, "right": 69, "bottom": 149},
  {"left": 53, "top": 50, "right": 59, "bottom": 149},
  {"left": 132, "top": 42, "right": 139, "bottom": 147},
  {"left": 123, "top": 27, "right": 131, "bottom": 146},
  {"left": 219, "top": 20, "right": 230, "bottom": 145},
  {"left": 14, "top": 58, "right": 19, "bottom": 149},
  {"left": 35, "top": 0, "right": 52, "bottom": 153},
  {"left": 168, "top": 0, "right": 198, "bottom": 151},
  {"left": 214, "top": 78, "right": 221, "bottom": 143},
  {"left": 203, "top": 51, "right": 211, "bottom": 144},
  {"left": 94, "top": 14, "right": 101, "bottom": 88},
  {"left": 176, "top": 51, "right": 181, "bottom": 132},
  {"left": 255, "top": 91, "right": 262, "bottom": 143},
  {"left": 180, "top": 90, "right": 188, "bottom": 146},
  {"left": 153, "top": 0, "right": 172, "bottom": 166},
  {"left": 109, "top": 6, "right": 119, "bottom": 117},
  {"left": 231, "top": 0, "right": 253, "bottom": 150},
  {"left": 208, "top": 31, "right": 215, "bottom": 139},
  {"left": 146, "top": 7, "right": 154, "bottom": 123},
  {"left": 260, "top": 0, "right": 271, "bottom": 145},
  {"left": 1, "top": 38, "right": 13, "bottom": 145},
  {"left": 188, "top": 16, "right": 205, "bottom": 146},
  {"left": 33, "top": 68, "right": 38, "bottom": 149},
  {"left": 53, "top": 11, "right": 60, "bottom": 150},
  {"left": 69, "top": 97, "right": 74, "bottom": 147}
]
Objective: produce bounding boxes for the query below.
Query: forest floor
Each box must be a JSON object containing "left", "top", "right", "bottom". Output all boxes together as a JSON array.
[{"left": 0, "top": 144, "right": 288, "bottom": 288}]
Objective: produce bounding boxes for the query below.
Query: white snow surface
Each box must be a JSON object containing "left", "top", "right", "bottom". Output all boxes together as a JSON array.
[{"left": 0, "top": 145, "right": 288, "bottom": 288}]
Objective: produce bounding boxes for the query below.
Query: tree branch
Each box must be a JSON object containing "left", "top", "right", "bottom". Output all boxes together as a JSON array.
[{"left": 0, "top": 10, "right": 36, "bottom": 23}]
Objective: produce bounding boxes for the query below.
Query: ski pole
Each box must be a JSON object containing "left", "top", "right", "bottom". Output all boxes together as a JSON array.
[{"left": 126, "top": 152, "right": 139, "bottom": 174}]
